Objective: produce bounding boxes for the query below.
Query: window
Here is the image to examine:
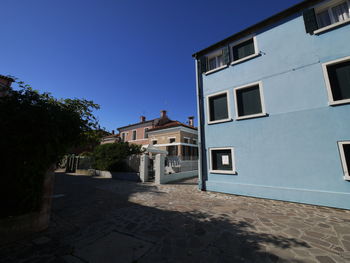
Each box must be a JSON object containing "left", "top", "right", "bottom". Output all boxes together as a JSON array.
[
  {"left": 207, "top": 50, "right": 224, "bottom": 71},
  {"left": 207, "top": 91, "right": 231, "bottom": 124},
  {"left": 209, "top": 147, "right": 236, "bottom": 174},
  {"left": 132, "top": 130, "right": 137, "bottom": 140},
  {"left": 184, "top": 137, "right": 190, "bottom": 144},
  {"left": 322, "top": 56, "right": 350, "bottom": 105},
  {"left": 234, "top": 81, "right": 266, "bottom": 120},
  {"left": 304, "top": 0, "right": 350, "bottom": 34},
  {"left": 192, "top": 139, "right": 197, "bottom": 145},
  {"left": 121, "top": 133, "right": 126, "bottom": 142},
  {"left": 338, "top": 141, "right": 350, "bottom": 180},
  {"left": 144, "top": 128, "right": 149, "bottom": 139},
  {"left": 152, "top": 140, "right": 157, "bottom": 145},
  {"left": 230, "top": 37, "right": 258, "bottom": 64},
  {"left": 169, "top": 138, "right": 176, "bottom": 143},
  {"left": 316, "top": 0, "right": 350, "bottom": 28}
]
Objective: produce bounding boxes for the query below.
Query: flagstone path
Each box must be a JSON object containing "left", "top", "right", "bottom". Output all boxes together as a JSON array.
[{"left": 1, "top": 173, "right": 350, "bottom": 262}]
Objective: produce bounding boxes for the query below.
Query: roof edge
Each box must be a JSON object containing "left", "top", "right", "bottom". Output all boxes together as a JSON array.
[{"left": 192, "top": 0, "right": 321, "bottom": 58}]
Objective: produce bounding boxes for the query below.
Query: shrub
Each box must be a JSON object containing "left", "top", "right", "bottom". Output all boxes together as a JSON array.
[
  {"left": 0, "top": 81, "right": 100, "bottom": 218},
  {"left": 92, "top": 142, "right": 142, "bottom": 172}
]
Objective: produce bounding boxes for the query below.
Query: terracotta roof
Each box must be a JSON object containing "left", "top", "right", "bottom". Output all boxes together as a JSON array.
[
  {"left": 102, "top": 134, "right": 119, "bottom": 139},
  {"left": 148, "top": 120, "right": 197, "bottom": 132},
  {"left": 117, "top": 118, "right": 157, "bottom": 130}
]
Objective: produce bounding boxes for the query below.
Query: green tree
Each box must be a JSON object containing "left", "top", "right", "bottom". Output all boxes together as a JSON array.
[
  {"left": 0, "top": 80, "right": 100, "bottom": 217},
  {"left": 92, "top": 142, "right": 143, "bottom": 172}
]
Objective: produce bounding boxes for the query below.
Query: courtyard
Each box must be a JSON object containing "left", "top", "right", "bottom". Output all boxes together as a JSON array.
[{"left": 1, "top": 173, "right": 350, "bottom": 263}]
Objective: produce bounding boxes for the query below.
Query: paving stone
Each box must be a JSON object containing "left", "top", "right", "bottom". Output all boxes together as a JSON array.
[
  {"left": 74, "top": 232, "right": 151, "bottom": 263},
  {"left": 315, "top": 255, "right": 336, "bottom": 263},
  {"left": 2, "top": 174, "right": 350, "bottom": 263}
]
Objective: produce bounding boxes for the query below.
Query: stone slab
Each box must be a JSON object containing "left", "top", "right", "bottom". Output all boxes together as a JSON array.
[{"left": 74, "top": 232, "right": 151, "bottom": 263}]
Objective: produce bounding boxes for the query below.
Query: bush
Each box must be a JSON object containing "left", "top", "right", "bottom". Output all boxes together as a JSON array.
[
  {"left": 0, "top": 81, "right": 100, "bottom": 218},
  {"left": 92, "top": 142, "right": 142, "bottom": 172}
]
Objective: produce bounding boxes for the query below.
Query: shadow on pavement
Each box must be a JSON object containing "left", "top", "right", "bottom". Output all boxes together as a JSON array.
[{"left": 0, "top": 173, "right": 310, "bottom": 263}]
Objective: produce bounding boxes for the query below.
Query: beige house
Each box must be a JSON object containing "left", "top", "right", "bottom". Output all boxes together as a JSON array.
[{"left": 147, "top": 116, "right": 198, "bottom": 160}]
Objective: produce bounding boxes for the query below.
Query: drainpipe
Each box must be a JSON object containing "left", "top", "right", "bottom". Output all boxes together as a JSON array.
[{"left": 194, "top": 58, "right": 207, "bottom": 191}]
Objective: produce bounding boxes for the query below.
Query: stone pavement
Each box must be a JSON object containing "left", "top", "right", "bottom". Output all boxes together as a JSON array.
[{"left": 1, "top": 173, "right": 350, "bottom": 263}]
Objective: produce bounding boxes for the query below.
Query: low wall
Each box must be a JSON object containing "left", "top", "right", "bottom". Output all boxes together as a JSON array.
[
  {"left": 94, "top": 170, "right": 140, "bottom": 182},
  {"left": 159, "top": 170, "right": 198, "bottom": 184}
]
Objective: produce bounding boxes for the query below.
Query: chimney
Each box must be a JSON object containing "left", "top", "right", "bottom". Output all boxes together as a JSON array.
[
  {"left": 140, "top": 116, "right": 146, "bottom": 122},
  {"left": 112, "top": 130, "right": 115, "bottom": 135},
  {"left": 160, "top": 110, "right": 167, "bottom": 118},
  {"left": 188, "top": 116, "right": 194, "bottom": 127}
]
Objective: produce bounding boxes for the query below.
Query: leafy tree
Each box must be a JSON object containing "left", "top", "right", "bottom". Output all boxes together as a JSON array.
[
  {"left": 92, "top": 142, "right": 143, "bottom": 171},
  {"left": 0, "top": 80, "right": 100, "bottom": 217}
]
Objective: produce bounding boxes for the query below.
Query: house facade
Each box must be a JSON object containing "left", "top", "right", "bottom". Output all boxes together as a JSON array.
[
  {"left": 147, "top": 116, "right": 198, "bottom": 160},
  {"left": 193, "top": 0, "right": 350, "bottom": 209},
  {"left": 116, "top": 111, "right": 198, "bottom": 158},
  {"left": 117, "top": 115, "right": 157, "bottom": 146}
]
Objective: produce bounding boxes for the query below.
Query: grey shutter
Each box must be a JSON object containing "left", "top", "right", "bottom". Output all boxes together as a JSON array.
[
  {"left": 200, "top": 56, "right": 207, "bottom": 74},
  {"left": 303, "top": 8, "right": 318, "bottom": 34},
  {"left": 209, "top": 94, "right": 229, "bottom": 121},
  {"left": 223, "top": 46, "right": 230, "bottom": 64},
  {"left": 236, "top": 85, "right": 262, "bottom": 117}
]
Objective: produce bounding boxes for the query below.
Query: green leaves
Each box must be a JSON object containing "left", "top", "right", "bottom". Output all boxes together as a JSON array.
[{"left": 0, "top": 79, "right": 101, "bottom": 217}]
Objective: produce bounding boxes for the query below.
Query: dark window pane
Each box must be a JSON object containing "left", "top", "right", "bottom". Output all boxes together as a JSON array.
[
  {"left": 317, "top": 10, "right": 332, "bottom": 28},
  {"left": 236, "top": 85, "right": 262, "bottom": 117},
  {"left": 328, "top": 61, "right": 350, "bottom": 101},
  {"left": 208, "top": 57, "right": 216, "bottom": 70},
  {"left": 232, "top": 39, "right": 255, "bottom": 61},
  {"left": 144, "top": 128, "right": 149, "bottom": 138},
  {"left": 212, "top": 150, "right": 232, "bottom": 171},
  {"left": 209, "top": 94, "right": 228, "bottom": 121},
  {"left": 344, "top": 144, "right": 350, "bottom": 172}
]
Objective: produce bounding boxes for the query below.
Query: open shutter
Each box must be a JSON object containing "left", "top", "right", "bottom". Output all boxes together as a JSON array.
[
  {"left": 200, "top": 56, "right": 207, "bottom": 74},
  {"left": 303, "top": 8, "right": 318, "bottom": 34},
  {"left": 223, "top": 46, "right": 230, "bottom": 65}
]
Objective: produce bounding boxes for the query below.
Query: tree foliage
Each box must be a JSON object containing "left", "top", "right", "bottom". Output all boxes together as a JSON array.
[
  {"left": 0, "top": 80, "right": 100, "bottom": 217},
  {"left": 92, "top": 142, "right": 143, "bottom": 172}
]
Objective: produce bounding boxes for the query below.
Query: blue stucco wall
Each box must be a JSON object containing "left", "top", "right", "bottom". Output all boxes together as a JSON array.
[{"left": 200, "top": 13, "right": 350, "bottom": 209}]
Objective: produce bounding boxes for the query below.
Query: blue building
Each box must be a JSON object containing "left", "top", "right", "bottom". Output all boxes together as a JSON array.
[{"left": 193, "top": 0, "right": 350, "bottom": 209}]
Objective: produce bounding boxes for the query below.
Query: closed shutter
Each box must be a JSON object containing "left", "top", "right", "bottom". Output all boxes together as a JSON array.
[
  {"left": 303, "top": 8, "right": 318, "bottom": 34},
  {"left": 236, "top": 85, "right": 262, "bottom": 117},
  {"left": 200, "top": 56, "right": 207, "bottom": 74},
  {"left": 327, "top": 61, "right": 350, "bottom": 101},
  {"left": 223, "top": 46, "right": 230, "bottom": 64},
  {"left": 209, "top": 93, "right": 229, "bottom": 121}
]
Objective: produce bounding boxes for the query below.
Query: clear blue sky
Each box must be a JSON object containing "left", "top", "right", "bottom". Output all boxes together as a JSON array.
[{"left": 1, "top": 0, "right": 302, "bottom": 132}]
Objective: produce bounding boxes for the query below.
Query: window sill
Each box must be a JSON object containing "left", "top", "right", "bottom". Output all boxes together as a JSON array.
[
  {"left": 210, "top": 170, "right": 237, "bottom": 175},
  {"left": 314, "top": 18, "right": 350, "bottom": 35},
  {"left": 208, "top": 118, "right": 233, "bottom": 125},
  {"left": 344, "top": 175, "right": 350, "bottom": 181},
  {"left": 329, "top": 99, "right": 350, "bottom": 106},
  {"left": 204, "top": 65, "right": 228, "bottom": 75},
  {"left": 235, "top": 112, "right": 268, "bottom": 121},
  {"left": 230, "top": 53, "right": 260, "bottom": 66}
]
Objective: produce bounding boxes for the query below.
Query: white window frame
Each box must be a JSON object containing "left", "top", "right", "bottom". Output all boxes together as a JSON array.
[
  {"left": 233, "top": 81, "right": 267, "bottom": 120},
  {"left": 230, "top": 36, "right": 259, "bottom": 66},
  {"left": 206, "top": 90, "right": 232, "bottom": 125},
  {"left": 314, "top": 0, "right": 350, "bottom": 34},
  {"left": 183, "top": 137, "right": 190, "bottom": 144},
  {"left": 205, "top": 49, "right": 228, "bottom": 75},
  {"left": 322, "top": 56, "right": 350, "bottom": 106},
  {"left": 338, "top": 141, "right": 350, "bottom": 181},
  {"left": 209, "top": 147, "right": 236, "bottom": 174},
  {"left": 131, "top": 129, "right": 137, "bottom": 141}
]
